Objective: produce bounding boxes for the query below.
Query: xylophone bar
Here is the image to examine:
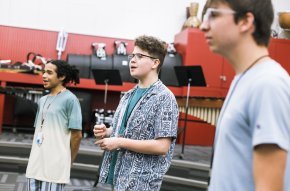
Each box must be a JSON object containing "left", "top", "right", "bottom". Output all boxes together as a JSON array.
[{"left": 177, "top": 97, "right": 224, "bottom": 126}]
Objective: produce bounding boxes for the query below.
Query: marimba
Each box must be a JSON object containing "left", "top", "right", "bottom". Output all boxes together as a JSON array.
[{"left": 176, "top": 97, "right": 224, "bottom": 126}]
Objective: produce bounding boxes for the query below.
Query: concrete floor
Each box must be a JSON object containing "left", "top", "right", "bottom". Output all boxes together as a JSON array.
[{"left": 0, "top": 130, "right": 212, "bottom": 191}]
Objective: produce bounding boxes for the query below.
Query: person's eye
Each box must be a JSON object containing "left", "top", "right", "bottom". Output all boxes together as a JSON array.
[
  {"left": 210, "top": 11, "right": 219, "bottom": 18},
  {"left": 136, "top": 53, "right": 143, "bottom": 59}
]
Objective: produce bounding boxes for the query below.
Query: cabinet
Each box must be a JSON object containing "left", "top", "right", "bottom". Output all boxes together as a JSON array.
[
  {"left": 174, "top": 28, "right": 234, "bottom": 98},
  {"left": 0, "top": 71, "right": 184, "bottom": 133}
]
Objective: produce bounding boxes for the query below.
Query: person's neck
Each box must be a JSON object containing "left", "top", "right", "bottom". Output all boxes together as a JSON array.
[
  {"left": 225, "top": 41, "right": 269, "bottom": 74},
  {"left": 138, "top": 75, "right": 158, "bottom": 88},
  {"left": 50, "top": 85, "right": 66, "bottom": 96}
]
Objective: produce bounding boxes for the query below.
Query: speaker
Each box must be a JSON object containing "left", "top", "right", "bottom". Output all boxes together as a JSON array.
[
  {"left": 90, "top": 55, "right": 113, "bottom": 79},
  {"left": 160, "top": 53, "right": 183, "bottom": 86},
  {"left": 67, "top": 54, "right": 91, "bottom": 78},
  {"left": 112, "top": 54, "right": 135, "bottom": 83}
]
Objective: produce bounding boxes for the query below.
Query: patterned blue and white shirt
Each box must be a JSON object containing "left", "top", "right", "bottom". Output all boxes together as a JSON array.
[{"left": 99, "top": 80, "right": 179, "bottom": 191}]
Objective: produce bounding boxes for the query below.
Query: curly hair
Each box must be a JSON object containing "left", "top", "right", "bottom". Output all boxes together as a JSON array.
[
  {"left": 47, "top": 60, "right": 80, "bottom": 86},
  {"left": 134, "top": 35, "right": 167, "bottom": 73}
]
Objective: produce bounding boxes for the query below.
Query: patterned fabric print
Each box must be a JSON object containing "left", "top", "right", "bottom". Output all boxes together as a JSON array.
[
  {"left": 99, "top": 80, "right": 179, "bottom": 191},
  {"left": 27, "top": 178, "right": 65, "bottom": 191}
]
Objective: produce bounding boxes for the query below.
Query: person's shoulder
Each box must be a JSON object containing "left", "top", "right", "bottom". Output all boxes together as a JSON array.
[
  {"left": 39, "top": 94, "right": 48, "bottom": 101},
  {"left": 153, "top": 81, "right": 169, "bottom": 93},
  {"left": 251, "top": 60, "right": 290, "bottom": 92},
  {"left": 63, "top": 90, "right": 79, "bottom": 101},
  {"left": 257, "top": 60, "right": 289, "bottom": 82},
  {"left": 154, "top": 81, "right": 177, "bottom": 99}
]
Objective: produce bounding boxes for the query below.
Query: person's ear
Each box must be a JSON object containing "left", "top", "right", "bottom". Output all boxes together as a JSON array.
[
  {"left": 59, "top": 75, "right": 66, "bottom": 82},
  {"left": 152, "top": 59, "right": 160, "bottom": 70},
  {"left": 239, "top": 12, "right": 255, "bottom": 33}
]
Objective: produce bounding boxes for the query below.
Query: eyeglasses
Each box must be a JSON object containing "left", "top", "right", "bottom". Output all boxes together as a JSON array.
[
  {"left": 203, "top": 8, "right": 236, "bottom": 23},
  {"left": 128, "top": 53, "right": 157, "bottom": 61}
]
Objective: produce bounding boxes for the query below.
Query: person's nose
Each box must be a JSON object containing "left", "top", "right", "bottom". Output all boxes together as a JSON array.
[
  {"left": 130, "top": 56, "right": 137, "bottom": 63},
  {"left": 42, "top": 72, "right": 47, "bottom": 78},
  {"left": 199, "top": 20, "right": 209, "bottom": 32}
]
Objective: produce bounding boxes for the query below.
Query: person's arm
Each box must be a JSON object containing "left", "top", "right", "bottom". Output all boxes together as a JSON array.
[
  {"left": 253, "top": 144, "right": 287, "bottom": 191},
  {"left": 96, "top": 137, "right": 172, "bottom": 155},
  {"left": 70, "top": 129, "right": 82, "bottom": 163},
  {"left": 119, "top": 137, "right": 171, "bottom": 155}
]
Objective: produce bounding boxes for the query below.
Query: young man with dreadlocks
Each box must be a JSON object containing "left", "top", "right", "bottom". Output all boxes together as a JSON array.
[{"left": 26, "top": 60, "right": 82, "bottom": 191}]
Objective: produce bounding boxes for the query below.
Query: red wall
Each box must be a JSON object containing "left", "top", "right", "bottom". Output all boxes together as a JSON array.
[
  {"left": 0, "top": 25, "right": 134, "bottom": 62},
  {"left": 177, "top": 113, "right": 215, "bottom": 146},
  {"left": 0, "top": 25, "right": 135, "bottom": 131}
]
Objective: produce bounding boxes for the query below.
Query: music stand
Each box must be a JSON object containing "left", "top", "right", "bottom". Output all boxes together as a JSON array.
[
  {"left": 92, "top": 69, "right": 122, "bottom": 110},
  {"left": 91, "top": 69, "right": 122, "bottom": 188},
  {"left": 174, "top": 66, "right": 206, "bottom": 159}
]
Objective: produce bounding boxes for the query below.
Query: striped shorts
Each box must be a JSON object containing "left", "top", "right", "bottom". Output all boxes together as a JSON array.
[{"left": 27, "top": 178, "right": 65, "bottom": 191}]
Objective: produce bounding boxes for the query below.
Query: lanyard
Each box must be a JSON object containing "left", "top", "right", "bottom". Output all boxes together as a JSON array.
[{"left": 40, "top": 88, "right": 66, "bottom": 129}]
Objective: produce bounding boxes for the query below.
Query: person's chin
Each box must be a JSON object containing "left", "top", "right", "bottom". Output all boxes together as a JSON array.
[
  {"left": 132, "top": 74, "right": 142, "bottom": 81},
  {"left": 130, "top": 72, "right": 138, "bottom": 78},
  {"left": 43, "top": 84, "right": 50, "bottom": 89},
  {"left": 208, "top": 45, "right": 219, "bottom": 53}
]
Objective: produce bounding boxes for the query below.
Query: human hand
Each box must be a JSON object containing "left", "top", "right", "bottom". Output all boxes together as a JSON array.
[
  {"left": 93, "top": 124, "right": 107, "bottom": 140},
  {"left": 95, "top": 137, "right": 121, "bottom": 151}
]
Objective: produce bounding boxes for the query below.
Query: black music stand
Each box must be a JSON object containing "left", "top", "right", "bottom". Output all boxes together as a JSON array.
[
  {"left": 91, "top": 69, "right": 122, "bottom": 188},
  {"left": 174, "top": 66, "right": 206, "bottom": 159},
  {"left": 92, "top": 69, "right": 122, "bottom": 110}
]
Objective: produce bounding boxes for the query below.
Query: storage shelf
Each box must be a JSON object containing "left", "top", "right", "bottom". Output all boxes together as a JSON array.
[{"left": 0, "top": 71, "right": 183, "bottom": 95}]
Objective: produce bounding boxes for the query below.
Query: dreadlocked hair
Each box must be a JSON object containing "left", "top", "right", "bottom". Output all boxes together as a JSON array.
[{"left": 47, "top": 60, "right": 80, "bottom": 86}]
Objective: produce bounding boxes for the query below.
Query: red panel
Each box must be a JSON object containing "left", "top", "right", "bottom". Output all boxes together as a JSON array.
[
  {"left": 0, "top": 72, "right": 182, "bottom": 96},
  {"left": 268, "top": 38, "right": 277, "bottom": 59},
  {"left": 175, "top": 29, "right": 224, "bottom": 89},
  {"left": 3, "top": 95, "right": 15, "bottom": 125},
  {"left": 0, "top": 82, "right": 6, "bottom": 132},
  {"left": 174, "top": 29, "right": 189, "bottom": 64},
  {"left": 221, "top": 58, "right": 235, "bottom": 89},
  {"left": 177, "top": 112, "right": 215, "bottom": 146},
  {"left": 175, "top": 28, "right": 228, "bottom": 98},
  {"left": 0, "top": 25, "right": 134, "bottom": 62},
  {"left": 271, "top": 39, "right": 290, "bottom": 72}
]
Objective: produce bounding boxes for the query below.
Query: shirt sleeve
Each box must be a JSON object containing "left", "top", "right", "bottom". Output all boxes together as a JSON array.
[
  {"left": 154, "top": 92, "right": 179, "bottom": 140},
  {"left": 249, "top": 74, "right": 290, "bottom": 151},
  {"left": 67, "top": 97, "right": 82, "bottom": 130}
]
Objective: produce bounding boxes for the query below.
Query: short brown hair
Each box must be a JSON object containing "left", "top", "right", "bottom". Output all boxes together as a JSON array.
[
  {"left": 205, "top": 0, "right": 274, "bottom": 46},
  {"left": 134, "top": 35, "right": 167, "bottom": 73}
]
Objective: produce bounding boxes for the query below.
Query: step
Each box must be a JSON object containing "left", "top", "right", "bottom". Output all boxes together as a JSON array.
[{"left": 0, "top": 155, "right": 208, "bottom": 190}]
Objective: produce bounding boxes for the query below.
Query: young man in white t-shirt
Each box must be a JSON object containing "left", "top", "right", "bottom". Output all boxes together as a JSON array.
[
  {"left": 26, "top": 60, "right": 82, "bottom": 191},
  {"left": 200, "top": 0, "right": 290, "bottom": 190}
]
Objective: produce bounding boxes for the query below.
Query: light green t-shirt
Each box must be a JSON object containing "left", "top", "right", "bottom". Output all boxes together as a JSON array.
[{"left": 26, "top": 90, "right": 82, "bottom": 184}]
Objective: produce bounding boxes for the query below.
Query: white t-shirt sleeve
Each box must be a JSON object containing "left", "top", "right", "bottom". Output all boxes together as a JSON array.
[{"left": 249, "top": 71, "right": 290, "bottom": 151}]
